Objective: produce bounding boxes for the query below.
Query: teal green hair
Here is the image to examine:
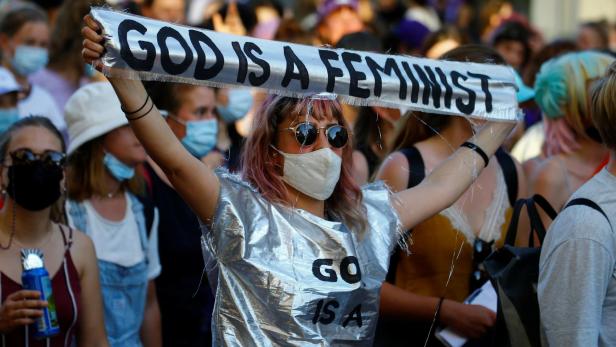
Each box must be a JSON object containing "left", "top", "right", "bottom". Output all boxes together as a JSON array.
[{"left": 534, "top": 51, "right": 615, "bottom": 132}]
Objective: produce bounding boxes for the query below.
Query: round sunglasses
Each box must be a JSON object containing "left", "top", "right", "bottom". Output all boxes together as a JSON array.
[
  {"left": 10, "top": 148, "right": 66, "bottom": 168},
  {"left": 280, "top": 122, "right": 349, "bottom": 149}
]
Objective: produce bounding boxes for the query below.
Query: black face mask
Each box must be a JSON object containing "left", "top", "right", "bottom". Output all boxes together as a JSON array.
[{"left": 7, "top": 161, "right": 63, "bottom": 211}]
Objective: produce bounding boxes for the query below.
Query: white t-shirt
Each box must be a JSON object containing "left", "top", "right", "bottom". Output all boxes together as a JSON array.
[
  {"left": 70, "top": 193, "right": 161, "bottom": 279},
  {"left": 18, "top": 84, "right": 66, "bottom": 131}
]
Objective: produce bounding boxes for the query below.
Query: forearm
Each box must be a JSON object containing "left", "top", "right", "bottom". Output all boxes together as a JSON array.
[
  {"left": 140, "top": 282, "right": 162, "bottom": 347},
  {"left": 425, "top": 120, "right": 514, "bottom": 194},
  {"left": 395, "top": 120, "right": 514, "bottom": 229},
  {"left": 107, "top": 77, "right": 191, "bottom": 175},
  {"left": 380, "top": 283, "right": 440, "bottom": 321}
]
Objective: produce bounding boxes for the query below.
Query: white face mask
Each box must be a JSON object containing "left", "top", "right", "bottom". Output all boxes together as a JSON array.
[{"left": 273, "top": 147, "right": 342, "bottom": 201}]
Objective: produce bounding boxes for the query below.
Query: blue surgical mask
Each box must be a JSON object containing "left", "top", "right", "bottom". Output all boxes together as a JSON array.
[
  {"left": 217, "top": 88, "right": 253, "bottom": 123},
  {"left": 84, "top": 63, "right": 97, "bottom": 78},
  {"left": 178, "top": 118, "right": 218, "bottom": 158},
  {"left": 103, "top": 152, "right": 135, "bottom": 181},
  {"left": 11, "top": 45, "right": 48, "bottom": 76},
  {"left": 0, "top": 107, "right": 20, "bottom": 133}
]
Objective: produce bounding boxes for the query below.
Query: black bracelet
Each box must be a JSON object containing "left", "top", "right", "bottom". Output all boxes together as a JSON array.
[
  {"left": 126, "top": 99, "right": 154, "bottom": 121},
  {"left": 121, "top": 95, "right": 150, "bottom": 115},
  {"left": 435, "top": 297, "right": 445, "bottom": 324},
  {"left": 461, "top": 141, "right": 489, "bottom": 168}
]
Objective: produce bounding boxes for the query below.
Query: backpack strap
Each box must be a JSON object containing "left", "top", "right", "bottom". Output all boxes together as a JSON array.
[
  {"left": 385, "top": 147, "right": 425, "bottom": 284},
  {"left": 399, "top": 147, "right": 426, "bottom": 189},
  {"left": 565, "top": 198, "right": 613, "bottom": 230},
  {"left": 495, "top": 148, "right": 518, "bottom": 207}
]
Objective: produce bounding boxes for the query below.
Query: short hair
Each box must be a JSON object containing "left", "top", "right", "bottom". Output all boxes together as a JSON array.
[
  {"left": 580, "top": 21, "right": 609, "bottom": 50},
  {"left": 534, "top": 51, "right": 615, "bottom": 136},
  {"left": 590, "top": 62, "right": 616, "bottom": 150},
  {"left": 0, "top": 3, "right": 47, "bottom": 37}
]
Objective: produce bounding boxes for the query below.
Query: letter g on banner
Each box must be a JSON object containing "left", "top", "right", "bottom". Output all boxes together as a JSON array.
[{"left": 118, "top": 19, "right": 156, "bottom": 71}]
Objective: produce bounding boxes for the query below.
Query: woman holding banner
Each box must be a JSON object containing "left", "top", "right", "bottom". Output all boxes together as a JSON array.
[{"left": 82, "top": 14, "right": 515, "bottom": 346}]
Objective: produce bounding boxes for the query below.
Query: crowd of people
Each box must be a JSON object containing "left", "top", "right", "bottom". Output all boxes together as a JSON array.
[{"left": 0, "top": 0, "right": 614, "bottom": 346}]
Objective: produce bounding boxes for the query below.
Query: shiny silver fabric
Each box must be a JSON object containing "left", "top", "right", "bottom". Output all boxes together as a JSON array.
[
  {"left": 200, "top": 170, "right": 401, "bottom": 346},
  {"left": 91, "top": 8, "right": 520, "bottom": 121}
]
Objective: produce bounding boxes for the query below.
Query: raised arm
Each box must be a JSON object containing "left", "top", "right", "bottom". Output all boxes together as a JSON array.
[
  {"left": 82, "top": 15, "right": 220, "bottom": 223},
  {"left": 393, "top": 120, "right": 515, "bottom": 230}
]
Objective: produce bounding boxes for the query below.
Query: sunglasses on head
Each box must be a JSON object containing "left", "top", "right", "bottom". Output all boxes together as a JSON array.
[
  {"left": 470, "top": 238, "right": 494, "bottom": 291},
  {"left": 280, "top": 122, "right": 349, "bottom": 149},
  {"left": 10, "top": 148, "right": 66, "bottom": 168}
]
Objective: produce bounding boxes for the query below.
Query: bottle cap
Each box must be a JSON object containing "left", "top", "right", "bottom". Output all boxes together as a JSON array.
[{"left": 21, "top": 249, "right": 44, "bottom": 270}]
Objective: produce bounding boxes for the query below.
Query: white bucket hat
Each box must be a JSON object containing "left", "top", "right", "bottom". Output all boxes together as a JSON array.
[
  {"left": 0, "top": 67, "right": 21, "bottom": 95},
  {"left": 65, "top": 82, "right": 128, "bottom": 155}
]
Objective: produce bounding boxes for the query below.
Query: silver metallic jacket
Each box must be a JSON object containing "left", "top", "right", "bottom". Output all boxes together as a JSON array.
[{"left": 201, "top": 171, "right": 402, "bottom": 346}]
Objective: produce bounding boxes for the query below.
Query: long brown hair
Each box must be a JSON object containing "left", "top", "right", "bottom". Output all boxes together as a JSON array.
[
  {"left": 66, "top": 136, "right": 143, "bottom": 201},
  {"left": 241, "top": 95, "right": 367, "bottom": 233},
  {"left": 48, "top": 0, "right": 105, "bottom": 77}
]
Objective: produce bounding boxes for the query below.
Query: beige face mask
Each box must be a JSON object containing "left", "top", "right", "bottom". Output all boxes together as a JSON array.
[{"left": 272, "top": 146, "right": 342, "bottom": 201}]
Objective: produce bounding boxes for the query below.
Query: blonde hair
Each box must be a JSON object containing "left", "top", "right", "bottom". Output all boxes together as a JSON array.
[
  {"left": 591, "top": 61, "right": 616, "bottom": 151},
  {"left": 534, "top": 51, "right": 615, "bottom": 137},
  {"left": 66, "top": 136, "right": 143, "bottom": 201}
]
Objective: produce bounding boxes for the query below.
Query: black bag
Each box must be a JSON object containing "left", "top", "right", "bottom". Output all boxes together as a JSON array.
[{"left": 483, "top": 194, "right": 557, "bottom": 347}]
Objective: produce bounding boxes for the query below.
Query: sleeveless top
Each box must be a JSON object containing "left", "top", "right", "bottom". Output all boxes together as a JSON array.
[
  {"left": 391, "top": 147, "right": 516, "bottom": 302},
  {"left": 67, "top": 194, "right": 152, "bottom": 347},
  {"left": 0, "top": 226, "right": 81, "bottom": 347},
  {"left": 375, "top": 148, "right": 517, "bottom": 347}
]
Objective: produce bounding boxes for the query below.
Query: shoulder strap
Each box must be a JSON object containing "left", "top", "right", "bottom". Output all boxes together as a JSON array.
[
  {"left": 386, "top": 147, "right": 424, "bottom": 284},
  {"left": 399, "top": 147, "right": 426, "bottom": 189},
  {"left": 66, "top": 200, "right": 89, "bottom": 235},
  {"left": 565, "top": 198, "right": 613, "bottom": 230},
  {"left": 495, "top": 148, "right": 518, "bottom": 207},
  {"left": 135, "top": 194, "right": 155, "bottom": 238}
]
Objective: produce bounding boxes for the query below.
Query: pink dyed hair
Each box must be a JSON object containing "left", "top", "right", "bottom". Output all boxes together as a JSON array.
[{"left": 241, "top": 94, "right": 367, "bottom": 233}]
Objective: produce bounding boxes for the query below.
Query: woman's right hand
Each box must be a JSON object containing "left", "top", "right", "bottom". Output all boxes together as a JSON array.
[
  {"left": 81, "top": 14, "right": 105, "bottom": 69},
  {"left": 440, "top": 299, "right": 496, "bottom": 339},
  {"left": 0, "top": 290, "right": 47, "bottom": 333}
]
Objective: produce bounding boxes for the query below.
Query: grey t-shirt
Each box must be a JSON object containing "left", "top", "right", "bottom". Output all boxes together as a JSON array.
[{"left": 539, "top": 168, "right": 616, "bottom": 347}]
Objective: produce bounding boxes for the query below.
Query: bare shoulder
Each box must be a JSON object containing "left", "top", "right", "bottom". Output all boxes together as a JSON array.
[
  {"left": 375, "top": 151, "right": 410, "bottom": 193},
  {"left": 66, "top": 227, "right": 97, "bottom": 278},
  {"left": 531, "top": 156, "right": 566, "bottom": 188},
  {"left": 529, "top": 155, "right": 569, "bottom": 208}
]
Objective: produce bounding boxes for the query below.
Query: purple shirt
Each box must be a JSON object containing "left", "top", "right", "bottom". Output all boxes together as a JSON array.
[{"left": 30, "top": 68, "right": 90, "bottom": 111}]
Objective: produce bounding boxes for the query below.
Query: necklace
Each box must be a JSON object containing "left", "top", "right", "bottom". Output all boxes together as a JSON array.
[
  {"left": 105, "top": 186, "right": 123, "bottom": 199},
  {"left": 0, "top": 199, "right": 17, "bottom": 250}
]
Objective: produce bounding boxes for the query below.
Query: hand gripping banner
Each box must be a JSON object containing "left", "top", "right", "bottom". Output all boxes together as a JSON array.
[{"left": 91, "top": 8, "right": 521, "bottom": 121}]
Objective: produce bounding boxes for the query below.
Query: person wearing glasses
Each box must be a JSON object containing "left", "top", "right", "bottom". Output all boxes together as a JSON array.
[
  {"left": 63, "top": 82, "right": 162, "bottom": 347},
  {"left": 374, "top": 45, "right": 527, "bottom": 346},
  {"left": 82, "top": 16, "right": 515, "bottom": 346},
  {"left": 0, "top": 116, "right": 108, "bottom": 346}
]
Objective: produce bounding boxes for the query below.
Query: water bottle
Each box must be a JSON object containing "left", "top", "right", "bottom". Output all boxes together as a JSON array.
[{"left": 20, "top": 248, "right": 60, "bottom": 339}]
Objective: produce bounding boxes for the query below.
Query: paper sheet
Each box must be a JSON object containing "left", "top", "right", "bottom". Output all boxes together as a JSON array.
[{"left": 435, "top": 281, "right": 498, "bottom": 347}]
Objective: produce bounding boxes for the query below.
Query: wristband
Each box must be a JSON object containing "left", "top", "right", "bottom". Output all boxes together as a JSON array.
[
  {"left": 126, "top": 100, "right": 154, "bottom": 121},
  {"left": 121, "top": 95, "right": 150, "bottom": 115},
  {"left": 461, "top": 141, "right": 489, "bottom": 168}
]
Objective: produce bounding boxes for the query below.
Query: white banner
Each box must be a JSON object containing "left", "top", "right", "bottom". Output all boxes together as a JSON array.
[{"left": 91, "top": 8, "right": 520, "bottom": 121}]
